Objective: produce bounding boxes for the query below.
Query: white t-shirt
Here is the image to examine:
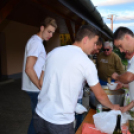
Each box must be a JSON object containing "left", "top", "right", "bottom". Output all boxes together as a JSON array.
[
  {"left": 78, "top": 81, "right": 86, "bottom": 100},
  {"left": 36, "top": 45, "right": 99, "bottom": 124},
  {"left": 22, "top": 35, "right": 46, "bottom": 92},
  {"left": 127, "top": 55, "right": 134, "bottom": 101}
]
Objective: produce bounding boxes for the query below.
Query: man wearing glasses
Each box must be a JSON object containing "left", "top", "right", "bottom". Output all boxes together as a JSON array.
[{"left": 96, "top": 41, "right": 125, "bottom": 85}]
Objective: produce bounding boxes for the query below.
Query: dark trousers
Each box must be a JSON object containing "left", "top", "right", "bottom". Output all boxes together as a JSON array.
[
  {"left": 27, "top": 91, "right": 39, "bottom": 134},
  {"left": 33, "top": 112, "right": 75, "bottom": 134},
  {"left": 75, "top": 99, "right": 83, "bottom": 132}
]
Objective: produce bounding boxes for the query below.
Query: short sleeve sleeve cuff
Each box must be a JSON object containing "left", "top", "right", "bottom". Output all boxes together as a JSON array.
[
  {"left": 26, "top": 41, "right": 42, "bottom": 57},
  {"left": 85, "top": 61, "right": 99, "bottom": 87}
]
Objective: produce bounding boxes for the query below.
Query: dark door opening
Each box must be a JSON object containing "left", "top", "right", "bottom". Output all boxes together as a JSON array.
[{"left": 0, "top": 32, "right": 7, "bottom": 80}]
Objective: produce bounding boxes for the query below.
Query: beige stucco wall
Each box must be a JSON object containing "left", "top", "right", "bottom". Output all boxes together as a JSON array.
[{"left": 0, "top": 19, "right": 60, "bottom": 77}]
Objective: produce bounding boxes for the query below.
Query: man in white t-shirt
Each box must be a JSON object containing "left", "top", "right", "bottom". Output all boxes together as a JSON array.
[
  {"left": 112, "top": 52, "right": 134, "bottom": 112},
  {"left": 34, "top": 25, "right": 120, "bottom": 134},
  {"left": 22, "top": 17, "right": 57, "bottom": 134}
]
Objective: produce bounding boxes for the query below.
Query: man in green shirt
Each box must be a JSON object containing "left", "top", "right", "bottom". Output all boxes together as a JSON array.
[{"left": 96, "top": 41, "right": 125, "bottom": 85}]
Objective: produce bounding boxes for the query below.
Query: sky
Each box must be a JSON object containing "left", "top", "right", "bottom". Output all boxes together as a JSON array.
[{"left": 91, "top": 0, "right": 134, "bottom": 32}]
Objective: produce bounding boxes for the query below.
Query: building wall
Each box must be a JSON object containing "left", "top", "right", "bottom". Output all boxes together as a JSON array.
[
  {"left": 0, "top": 19, "right": 60, "bottom": 79},
  {"left": 45, "top": 33, "right": 60, "bottom": 53}
]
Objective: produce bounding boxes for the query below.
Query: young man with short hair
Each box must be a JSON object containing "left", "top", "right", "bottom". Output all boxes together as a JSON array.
[
  {"left": 112, "top": 27, "right": 134, "bottom": 84},
  {"left": 114, "top": 26, "right": 134, "bottom": 53},
  {"left": 22, "top": 17, "right": 57, "bottom": 134},
  {"left": 113, "top": 27, "right": 134, "bottom": 113},
  {"left": 112, "top": 52, "right": 134, "bottom": 113}
]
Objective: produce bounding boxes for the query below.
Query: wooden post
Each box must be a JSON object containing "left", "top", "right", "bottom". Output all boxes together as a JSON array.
[{"left": 65, "top": 19, "right": 75, "bottom": 43}]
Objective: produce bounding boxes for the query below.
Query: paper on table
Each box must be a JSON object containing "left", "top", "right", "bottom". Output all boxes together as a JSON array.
[{"left": 75, "top": 103, "right": 87, "bottom": 114}]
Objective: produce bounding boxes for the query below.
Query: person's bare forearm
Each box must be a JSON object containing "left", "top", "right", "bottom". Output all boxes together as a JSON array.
[
  {"left": 25, "top": 56, "right": 41, "bottom": 90},
  {"left": 39, "top": 71, "right": 44, "bottom": 87},
  {"left": 25, "top": 68, "right": 41, "bottom": 90},
  {"left": 97, "top": 93, "right": 114, "bottom": 109},
  {"left": 114, "top": 72, "right": 134, "bottom": 84},
  {"left": 117, "top": 75, "right": 130, "bottom": 84},
  {"left": 120, "top": 101, "right": 134, "bottom": 113},
  {"left": 122, "top": 83, "right": 128, "bottom": 88},
  {"left": 91, "top": 83, "right": 119, "bottom": 110},
  {"left": 126, "top": 101, "right": 134, "bottom": 111}
]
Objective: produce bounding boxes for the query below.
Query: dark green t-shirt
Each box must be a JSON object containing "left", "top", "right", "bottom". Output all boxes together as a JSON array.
[{"left": 96, "top": 52, "right": 125, "bottom": 82}]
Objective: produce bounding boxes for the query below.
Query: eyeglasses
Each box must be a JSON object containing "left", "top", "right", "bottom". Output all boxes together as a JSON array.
[{"left": 103, "top": 49, "right": 110, "bottom": 51}]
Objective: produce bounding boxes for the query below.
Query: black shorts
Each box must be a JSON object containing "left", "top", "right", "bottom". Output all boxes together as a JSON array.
[{"left": 33, "top": 112, "right": 75, "bottom": 134}]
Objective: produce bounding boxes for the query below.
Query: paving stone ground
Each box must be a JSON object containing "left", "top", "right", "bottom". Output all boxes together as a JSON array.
[
  {"left": 0, "top": 78, "right": 90, "bottom": 134},
  {"left": 0, "top": 79, "right": 31, "bottom": 134}
]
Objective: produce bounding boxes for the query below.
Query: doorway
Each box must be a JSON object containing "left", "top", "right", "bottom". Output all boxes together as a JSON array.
[{"left": 0, "top": 32, "right": 7, "bottom": 80}]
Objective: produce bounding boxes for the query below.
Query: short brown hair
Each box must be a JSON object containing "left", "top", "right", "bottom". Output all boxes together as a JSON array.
[
  {"left": 40, "top": 17, "right": 57, "bottom": 29},
  {"left": 75, "top": 25, "right": 100, "bottom": 42},
  {"left": 114, "top": 26, "right": 134, "bottom": 40},
  {"left": 97, "top": 37, "right": 104, "bottom": 46}
]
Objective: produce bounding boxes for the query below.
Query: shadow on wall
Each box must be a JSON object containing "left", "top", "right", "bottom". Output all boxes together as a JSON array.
[{"left": 43, "top": 33, "right": 60, "bottom": 53}]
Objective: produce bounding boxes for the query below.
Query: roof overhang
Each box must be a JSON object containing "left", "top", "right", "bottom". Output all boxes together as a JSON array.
[{"left": 59, "top": 0, "right": 113, "bottom": 39}]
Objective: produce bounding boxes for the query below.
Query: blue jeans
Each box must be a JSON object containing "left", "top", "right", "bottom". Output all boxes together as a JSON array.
[
  {"left": 75, "top": 99, "right": 83, "bottom": 132},
  {"left": 99, "top": 79, "right": 115, "bottom": 85},
  {"left": 27, "top": 91, "right": 39, "bottom": 134}
]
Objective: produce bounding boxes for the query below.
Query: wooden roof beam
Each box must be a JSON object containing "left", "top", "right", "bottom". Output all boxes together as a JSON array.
[
  {"left": 75, "top": 24, "right": 80, "bottom": 35},
  {"left": 0, "top": 0, "right": 21, "bottom": 24},
  {"left": 31, "top": 0, "right": 82, "bottom": 26},
  {"left": 65, "top": 19, "right": 75, "bottom": 43}
]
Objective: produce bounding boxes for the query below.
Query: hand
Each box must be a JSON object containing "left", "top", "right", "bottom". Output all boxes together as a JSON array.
[
  {"left": 115, "top": 81, "right": 123, "bottom": 90},
  {"left": 120, "top": 101, "right": 134, "bottom": 113},
  {"left": 38, "top": 71, "right": 44, "bottom": 90},
  {"left": 37, "top": 83, "right": 41, "bottom": 90},
  {"left": 112, "top": 104, "right": 120, "bottom": 110},
  {"left": 37, "top": 80, "right": 42, "bottom": 90},
  {"left": 39, "top": 79, "right": 43, "bottom": 89},
  {"left": 112, "top": 72, "right": 119, "bottom": 80},
  {"left": 120, "top": 106, "right": 129, "bottom": 113}
]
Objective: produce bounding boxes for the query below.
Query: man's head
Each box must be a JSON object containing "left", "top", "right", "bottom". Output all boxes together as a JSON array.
[
  {"left": 125, "top": 52, "right": 134, "bottom": 60},
  {"left": 75, "top": 25, "right": 100, "bottom": 55},
  {"left": 38, "top": 17, "right": 57, "bottom": 41},
  {"left": 114, "top": 27, "right": 134, "bottom": 53},
  {"left": 91, "top": 37, "right": 103, "bottom": 55},
  {"left": 103, "top": 41, "right": 113, "bottom": 56}
]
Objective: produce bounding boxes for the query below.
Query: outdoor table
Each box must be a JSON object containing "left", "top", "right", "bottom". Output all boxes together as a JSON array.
[{"left": 75, "top": 108, "right": 96, "bottom": 134}]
